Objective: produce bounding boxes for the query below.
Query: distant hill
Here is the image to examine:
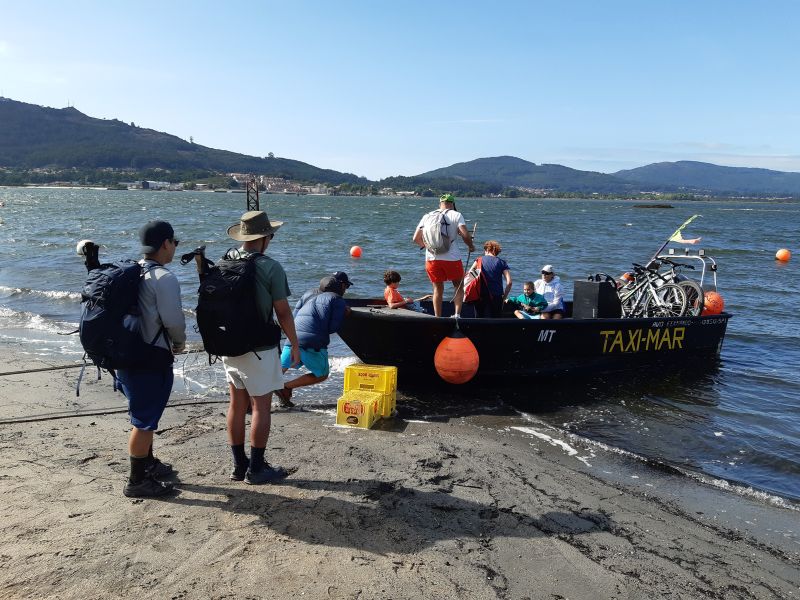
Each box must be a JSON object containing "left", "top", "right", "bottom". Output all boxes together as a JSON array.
[
  {"left": 0, "top": 97, "right": 365, "bottom": 185},
  {"left": 414, "top": 156, "right": 642, "bottom": 193},
  {"left": 614, "top": 161, "right": 800, "bottom": 196}
]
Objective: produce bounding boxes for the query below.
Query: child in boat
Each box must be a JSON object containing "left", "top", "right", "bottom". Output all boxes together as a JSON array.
[
  {"left": 505, "top": 281, "right": 548, "bottom": 319},
  {"left": 383, "top": 270, "right": 430, "bottom": 311}
]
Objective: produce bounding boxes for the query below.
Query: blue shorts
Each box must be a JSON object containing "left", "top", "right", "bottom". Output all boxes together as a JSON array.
[
  {"left": 280, "top": 345, "right": 330, "bottom": 378},
  {"left": 519, "top": 311, "right": 541, "bottom": 319},
  {"left": 115, "top": 367, "right": 174, "bottom": 431}
]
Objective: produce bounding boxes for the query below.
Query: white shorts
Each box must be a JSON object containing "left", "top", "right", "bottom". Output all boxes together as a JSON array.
[{"left": 222, "top": 347, "right": 283, "bottom": 397}]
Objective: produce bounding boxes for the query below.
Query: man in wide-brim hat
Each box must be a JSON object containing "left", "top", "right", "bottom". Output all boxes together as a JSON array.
[
  {"left": 220, "top": 209, "right": 300, "bottom": 485},
  {"left": 226, "top": 210, "right": 283, "bottom": 241}
]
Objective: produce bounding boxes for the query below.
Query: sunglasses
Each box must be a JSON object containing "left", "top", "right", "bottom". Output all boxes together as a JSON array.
[
  {"left": 171, "top": 238, "right": 180, "bottom": 247},
  {"left": 541, "top": 271, "right": 553, "bottom": 275}
]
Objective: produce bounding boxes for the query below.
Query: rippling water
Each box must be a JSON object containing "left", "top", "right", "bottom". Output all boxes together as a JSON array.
[{"left": 0, "top": 187, "right": 798, "bottom": 501}]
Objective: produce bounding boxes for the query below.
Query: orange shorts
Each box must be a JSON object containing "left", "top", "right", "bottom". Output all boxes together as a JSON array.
[{"left": 425, "top": 259, "right": 465, "bottom": 283}]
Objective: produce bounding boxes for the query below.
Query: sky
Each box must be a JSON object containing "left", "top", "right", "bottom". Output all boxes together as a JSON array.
[{"left": 2, "top": 0, "right": 799, "bottom": 180}]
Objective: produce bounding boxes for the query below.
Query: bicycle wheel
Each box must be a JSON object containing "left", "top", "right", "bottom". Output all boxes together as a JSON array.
[
  {"left": 619, "top": 287, "right": 645, "bottom": 317},
  {"left": 644, "top": 283, "right": 687, "bottom": 318},
  {"left": 677, "top": 280, "right": 704, "bottom": 316}
]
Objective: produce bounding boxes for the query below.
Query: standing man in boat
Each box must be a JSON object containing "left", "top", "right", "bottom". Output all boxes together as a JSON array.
[{"left": 413, "top": 193, "right": 475, "bottom": 317}]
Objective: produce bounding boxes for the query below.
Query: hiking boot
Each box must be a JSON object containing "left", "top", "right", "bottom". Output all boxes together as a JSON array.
[
  {"left": 230, "top": 464, "right": 248, "bottom": 481},
  {"left": 123, "top": 475, "right": 174, "bottom": 498},
  {"left": 145, "top": 457, "right": 174, "bottom": 479},
  {"left": 275, "top": 387, "right": 294, "bottom": 408},
  {"left": 244, "top": 463, "right": 289, "bottom": 485}
]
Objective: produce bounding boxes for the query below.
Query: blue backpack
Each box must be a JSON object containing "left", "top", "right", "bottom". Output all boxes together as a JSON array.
[{"left": 79, "top": 260, "right": 172, "bottom": 372}]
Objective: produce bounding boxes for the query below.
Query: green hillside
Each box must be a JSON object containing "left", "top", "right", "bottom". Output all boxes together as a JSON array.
[
  {"left": 0, "top": 97, "right": 365, "bottom": 185},
  {"left": 416, "top": 156, "right": 643, "bottom": 193},
  {"left": 614, "top": 161, "right": 800, "bottom": 196}
]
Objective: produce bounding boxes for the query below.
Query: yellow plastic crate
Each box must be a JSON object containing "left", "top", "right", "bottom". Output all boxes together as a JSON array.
[
  {"left": 344, "top": 364, "right": 397, "bottom": 394},
  {"left": 377, "top": 390, "right": 396, "bottom": 418},
  {"left": 336, "top": 390, "right": 382, "bottom": 429}
]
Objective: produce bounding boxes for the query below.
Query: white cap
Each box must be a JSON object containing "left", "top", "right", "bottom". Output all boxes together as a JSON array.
[{"left": 541, "top": 264, "right": 554, "bottom": 274}]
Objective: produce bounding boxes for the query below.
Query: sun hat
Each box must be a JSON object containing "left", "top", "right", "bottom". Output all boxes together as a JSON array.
[
  {"left": 331, "top": 271, "right": 353, "bottom": 287},
  {"left": 541, "top": 264, "right": 555, "bottom": 274},
  {"left": 227, "top": 210, "right": 283, "bottom": 241},
  {"left": 140, "top": 220, "right": 175, "bottom": 254}
]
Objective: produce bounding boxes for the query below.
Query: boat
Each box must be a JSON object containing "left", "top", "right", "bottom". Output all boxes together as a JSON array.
[{"left": 338, "top": 299, "right": 730, "bottom": 386}]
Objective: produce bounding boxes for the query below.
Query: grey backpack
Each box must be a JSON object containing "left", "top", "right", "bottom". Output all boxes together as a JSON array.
[{"left": 420, "top": 209, "right": 451, "bottom": 254}]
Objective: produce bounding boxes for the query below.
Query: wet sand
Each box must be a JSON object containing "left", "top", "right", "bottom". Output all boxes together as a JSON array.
[{"left": 0, "top": 348, "right": 798, "bottom": 599}]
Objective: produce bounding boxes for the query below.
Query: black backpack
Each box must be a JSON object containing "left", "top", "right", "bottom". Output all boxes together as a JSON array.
[
  {"left": 196, "top": 252, "right": 282, "bottom": 360},
  {"left": 79, "top": 260, "right": 172, "bottom": 372}
]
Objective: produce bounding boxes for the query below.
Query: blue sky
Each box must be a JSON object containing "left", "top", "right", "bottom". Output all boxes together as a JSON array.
[{"left": 2, "top": 1, "right": 799, "bottom": 179}]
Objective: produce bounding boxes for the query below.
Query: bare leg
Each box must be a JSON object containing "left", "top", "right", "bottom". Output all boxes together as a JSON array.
[
  {"left": 514, "top": 310, "right": 525, "bottom": 319},
  {"left": 249, "top": 392, "right": 273, "bottom": 448},
  {"left": 431, "top": 281, "right": 445, "bottom": 317},
  {"left": 226, "top": 384, "right": 249, "bottom": 445},
  {"left": 451, "top": 278, "right": 464, "bottom": 316},
  {"left": 285, "top": 373, "right": 328, "bottom": 391},
  {"left": 128, "top": 428, "right": 153, "bottom": 458},
  {"left": 551, "top": 312, "right": 563, "bottom": 320}
]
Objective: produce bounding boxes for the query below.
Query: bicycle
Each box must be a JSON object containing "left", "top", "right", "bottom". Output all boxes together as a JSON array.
[
  {"left": 652, "top": 257, "right": 704, "bottom": 316},
  {"left": 617, "top": 263, "right": 687, "bottom": 318}
]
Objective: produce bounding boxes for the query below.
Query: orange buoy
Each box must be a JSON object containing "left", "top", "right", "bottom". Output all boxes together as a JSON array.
[
  {"left": 434, "top": 330, "right": 479, "bottom": 384},
  {"left": 702, "top": 291, "right": 725, "bottom": 315},
  {"left": 776, "top": 248, "right": 791, "bottom": 262},
  {"left": 350, "top": 245, "right": 362, "bottom": 258},
  {"left": 621, "top": 272, "right": 634, "bottom": 282}
]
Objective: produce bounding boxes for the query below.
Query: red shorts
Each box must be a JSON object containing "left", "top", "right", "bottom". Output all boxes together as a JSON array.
[{"left": 425, "top": 260, "right": 465, "bottom": 283}]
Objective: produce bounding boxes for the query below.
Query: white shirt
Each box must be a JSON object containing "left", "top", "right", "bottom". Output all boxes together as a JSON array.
[
  {"left": 416, "top": 209, "right": 467, "bottom": 262},
  {"left": 534, "top": 275, "right": 564, "bottom": 313}
]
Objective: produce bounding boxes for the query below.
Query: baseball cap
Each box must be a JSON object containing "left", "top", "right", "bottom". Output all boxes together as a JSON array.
[
  {"left": 541, "top": 264, "right": 555, "bottom": 274},
  {"left": 331, "top": 271, "right": 353, "bottom": 287},
  {"left": 140, "top": 220, "right": 175, "bottom": 254},
  {"left": 439, "top": 193, "right": 457, "bottom": 210}
]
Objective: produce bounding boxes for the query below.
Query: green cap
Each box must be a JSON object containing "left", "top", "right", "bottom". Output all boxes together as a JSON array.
[{"left": 439, "top": 193, "right": 456, "bottom": 204}]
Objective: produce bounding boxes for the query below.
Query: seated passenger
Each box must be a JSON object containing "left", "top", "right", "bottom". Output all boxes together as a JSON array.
[
  {"left": 505, "top": 281, "right": 548, "bottom": 319},
  {"left": 383, "top": 270, "right": 430, "bottom": 311},
  {"left": 534, "top": 264, "right": 564, "bottom": 319}
]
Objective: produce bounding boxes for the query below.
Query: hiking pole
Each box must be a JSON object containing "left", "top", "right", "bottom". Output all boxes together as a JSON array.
[{"left": 452, "top": 222, "right": 478, "bottom": 302}]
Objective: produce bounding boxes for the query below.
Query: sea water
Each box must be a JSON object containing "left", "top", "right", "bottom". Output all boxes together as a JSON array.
[{"left": 0, "top": 187, "right": 798, "bottom": 501}]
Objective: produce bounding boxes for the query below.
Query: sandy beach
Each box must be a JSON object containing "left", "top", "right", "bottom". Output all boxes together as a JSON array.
[{"left": 0, "top": 346, "right": 798, "bottom": 600}]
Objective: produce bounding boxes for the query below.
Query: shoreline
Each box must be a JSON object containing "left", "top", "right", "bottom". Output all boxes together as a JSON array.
[
  {"left": 2, "top": 184, "right": 799, "bottom": 202},
  {"left": 1, "top": 347, "right": 798, "bottom": 599}
]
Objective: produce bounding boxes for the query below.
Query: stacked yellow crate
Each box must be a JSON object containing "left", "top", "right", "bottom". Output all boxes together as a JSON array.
[
  {"left": 334, "top": 364, "right": 398, "bottom": 428},
  {"left": 335, "top": 390, "right": 382, "bottom": 429}
]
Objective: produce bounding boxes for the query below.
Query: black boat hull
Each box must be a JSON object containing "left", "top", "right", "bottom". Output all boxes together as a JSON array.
[{"left": 338, "top": 299, "right": 730, "bottom": 386}]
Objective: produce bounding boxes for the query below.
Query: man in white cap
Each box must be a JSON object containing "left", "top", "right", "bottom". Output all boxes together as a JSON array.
[
  {"left": 223, "top": 210, "right": 300, "bottom": 485},
  {"left": 534, "top": 264, "right": 564, "bottom": 319}
]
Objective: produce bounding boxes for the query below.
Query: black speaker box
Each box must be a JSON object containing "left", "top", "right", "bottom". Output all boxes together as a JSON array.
[{"left": 572, "top": 280, "right": 621, "bottom": 319}]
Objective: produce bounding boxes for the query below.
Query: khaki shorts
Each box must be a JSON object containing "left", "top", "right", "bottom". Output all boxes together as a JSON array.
[{"left": 222, "top": 347, "right": 283, "bottom": 397}]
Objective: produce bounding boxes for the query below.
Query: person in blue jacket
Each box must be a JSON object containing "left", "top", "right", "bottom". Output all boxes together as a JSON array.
[{"left": 276, "top": 271, "right": 352, "bottom": 406}]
